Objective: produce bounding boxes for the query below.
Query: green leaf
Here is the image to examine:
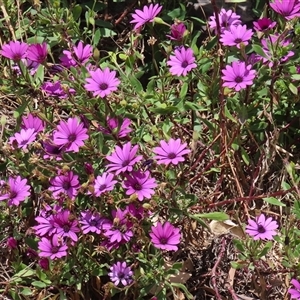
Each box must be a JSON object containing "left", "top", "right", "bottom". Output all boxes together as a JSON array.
[
  {"left": 241, "top": 147, "right": 250, "bottom": 166},
  {"left": 128, "top": 75, "right": 143, "bottom": 93},
  {"left": 233, "top": 239, "right": 245, "bottom": 252},
  {"left": 169, "top": 282, "right": 194, "bottom": 299},
  {"left": 252, "top": 44, "right": 268, "bottom": 59},
  {"left": 150, "top": 106, "right": 179, "bottom": 115},
  {"left": 192, "top": 212, "right": 229, "bottom": 221},
  {"left": 93, "top": 28, "right": 101, "bottom": 46},
  {"left": 258, "top": 241, "right": 272, "bottom": 257},
  {"left": 21, "top": 288, "right": 32, "bottom": 296},
  {"left": 31, "top": 281, "right": 47, "bottom": 288},
  {"left": 12, "top": 268, "right": 35, "bottom": 280},
  {"left": 263, "top": 197, "right": 286, "bottom": 207},
  {"left": 289, "top": 82, "right": 298, "bottom": 95},
  {"left": 179, "top": 82, "right": 188, "bottom": 99},
  {"left": 72, "top": 4, "right": 82, "bottom": 21},
  {"left": 225, "top": 106, "right": 237, "bottom": 123},
  {"left": 291, "top": 74, "right": 300, "bottom": 80}
]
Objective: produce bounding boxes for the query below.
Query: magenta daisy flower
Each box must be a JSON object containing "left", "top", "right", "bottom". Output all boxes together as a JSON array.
[
  {"left": 150, "top": 221, "right": 181, "bottom": 251},
  {"left": 94, "top": 172, "right": 117, "bottom": 196},
  {"left": 108, "top": 262, "right": 133, "bottom": 286},
  {"left": 34, "top": 215, "right": 56, "bottom": 237},
  {"left": 80, "top": 210, "right": 110, "bottom": 234},
  {"left": 123, "top": 170, "right": 157, "bottom": 201},
  {"left": 53, "top": 210, "right": 80, "bottom": 242},
  {"left": 166, "top": 23, "right": 186, "bottom": 41},
  {"left": 99, "top": 116, "right": 132, "bottom": 138},
  {"left": 153, "top": 138, "right": 191, "bottom": 165},
  {"left": 220, "top": 25, "right": 253, "bottom": 49},
  {"left": 42, "top": 136, "right": 64, "bottom": 160},
  {"left": 84, "top": 67, "right": 120, "bottom": 98},
  {"left": 21, "top": 113, "right": 45, "bottom": 133},
  {"left": 130, "top": 4, "right": 163, "bottom": 30},
  {"left": 270, "top": 0, "right": 300, "bottom": 20},
  {"left": 167, "top": 47, "right": 197, "bottom": 76},
  {"left": 38, "top": 235, "right": 68, "bottom": 259},
  {"left": 289, "top": 279, "right": 300, "bottom": 299},
  {"left": 42, "top": 80, "right": 75, "bottom": 99},
  {"left": 0, "top": 176, "right": 30, "bottom": 206},
  {"left": 208, "top": 8, "right": 241, "bottom": 33},
  {"left": 26, "top": 43, "right": 48, "bottom": 63},
  {"left": 0, "top": 41, "right": 28, "bottom": 61},
  {"left": 245, "top": 214, "right": 278, "bottom": 240},
  {"left": 221, "top": 61, "right": 256, "bottom": 92},
  {"left": 49, "top": 171, "right": 80, "bottom": 200},
  {"left": 53, "top": 117, "right": 88, "bottom": 152},
  {"left": 9, "top": 128, "right": 37, "bottom": 150},
  {"left": 106, "top": 142, "right": 143, "bottom": 175},
  {"left": 253, "top": 18, "right": 276, "bottom": 31}
]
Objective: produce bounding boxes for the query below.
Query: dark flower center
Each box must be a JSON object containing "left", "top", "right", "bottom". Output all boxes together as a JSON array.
[
  {"left": 13, "top": 54, "right": 22, "bottom": 61},
  {"left": 63, "top": 224, "right": 70, "bottom": 232},
  {"left": 90, "top": 219, "right": 98, "bottom": 226},
  {"left": 117, "top": 271, "right": 125, "bottom": 279},
  {"left": 234, "top": 38, "right": 242, "bottom": 44},
  {"left": 99, "top": 83, "right": 108, "bottom": 90},
  {"left": 10, "top": 191, "right": 18, "bottom": 199},
  {"left": 181, "top": 61, "right": 188, "bottom": 68},
  {"left": 68, "top": 133, "right": 77, "bottom": 142},
  {"left": 168, "top": 153, "right": 176, "bottom": 159},
  {"left": 20, "top": 139, "right": 29, "bottom": 146},
  {"left": 99, "top": 184, "right": 107, "bottom": 191},
  {"left": 159, "top": 237, "right": 167, "bottom": 245},
  {"left": 62, "top": 181, "right": 71, "bottom": 190},
  {"left": 134, "top": 183, "right": 142, "bottom": 191},
  {"left": 122, "top": 160, "right": 130, "bottom": 167},
  {"left": 52, "top": 246, "right": 59, "bottom": 253},
  {"left": 257, "top": 224, "right": 266, "bottom": 233},
  {"left": 51, "top": 146, "right": 61, "bottom": 154},
  {"left": 235, "top": 76, "right": 243, "bottom": 83}
]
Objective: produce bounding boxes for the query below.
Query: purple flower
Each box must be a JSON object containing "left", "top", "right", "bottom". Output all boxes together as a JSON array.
[
  {"left": 130, "top": 4, "right": 162, "bottom": 30},
  {"left": 84, "top": 67, "right": 120, "bottom": 98},
  {"left": 0, "top": 176, "right": 30, "bottom": 206},
  {"left": 103, "top": 208, "right": 133, "bottom": 244},
  {"left": 9, "top": 128, "right": 37, "bottom": 150},
  {"left": 208, "top": 9, "right": 241, "bottom": 33},
  {"left": 106, "top": 142, "right": 143, "bottom": 175},
  {"left": 289, "top": 279, "right": 300, "bottom": 299},
  {"left": 123, "top": 170, "right": 157, "bottom": 201},
  {"left": 153, "top": 138, "right": 191, "bottom": 165},
  {"left": 221, "top": 61, "right": 256, "bottom": 92},
  {"left": 220, "top": 25, "right": 253, "bottom": 49},
  {"left": 53, "top": 117, "right": 89, "bottom": 152},
  {"left": 253, "top": 18, "right": 277, "bottom": 31},
  {"left": 34, "top": 215, "right": 56, "bottom": 237},
  {"left": 108, "top": 262, "right": 133, "bottom": 286},
  {"left": 38, "top": 235, "right": 68, "bottom": 259},
  {"left": 21, "top": 113, "right": 45, "bottom": 133},
  {"left": 42, "top": 137, "right": 64, "bottom": 160},
  {"left": 53, "top": 210, "right": 80, "bottom": 242},
  {"left": 0, "top": 41, "right": 28, "bottom": 61},
  {"left": 167, "top": 23, "right": 186, "bottom": 41},
  {"left": 12, "top": 58, "right": 39, "bottom": 75},
  {"left": 60, "top": 50, "right": 76, "bottom": 68},
  {"left": 167, "top": 47, "right": 197, "bottom": 76},
  {"left": 99, "top": 117, "right": 132, "bottom": 138},
  {"left": 150, "top": 222, "right": 181, "bottom": 251},
  {"left": 42, "top": 81, "right": 75, "bottom": 99},
  {"left": 94, "top": 173, "right": 117, "bottom": 196},
  {"left": 39, "top": 258, "right": 49, "bottom": 270},
  {"left": 80, "top": 210, "right": 110, "bottom": 234},
  {"left": 7, "top": 237, "right": 18, "bottom": 249},
  {"left": 270, "top": 0, "right": 300, "bottom": 20},
  {"left": 49, "top": 171, "right": 80, "bottom": 200},
  {"left": 26, "top": 43, "right": 48, "bottom": 63},
  {"left": 245, "top": 214, "right": 278, "bottom": 240}
]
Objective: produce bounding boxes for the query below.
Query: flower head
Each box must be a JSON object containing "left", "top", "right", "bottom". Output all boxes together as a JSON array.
[
  {"left": 80, "top": 210, "right": 110, "bottom": 234},
  {"left": 49, "top": 171, "right": 80, "bottom": 200},
  {"left": 208, "top": 9, "right": 241, "bottom": 33},
  {"left": 289, "top": 279, "right": 300, "bottom": 299},
  {"left": 221, "top": 61, "right": 256, "bottom": 92},
  {"left": 245, "top": 214, "right": 278, "bottom": 240},
  {"left": 220, "top": 25, "right": 253, "bottom": 48},
  {"left": 7, "top": 237, "right": 18, "bottom": 249},
  {"left": 150, "top": 221, "right": 181, "bottom": 251},
  {"left": 26, "top": 43, "right": 48, "bottom": 63},
  {"left": 53, "top": 117, "right": 89, "bottom": 153},
  {"left": 270, "top": 0, "right": 300, "bottom": 20},
  {"left": 130, "top": 4, "right": 162, "bottom": 29},
  {"left": 99, "top": 117, "right": 132, "bottom": 138},
  {"left": 123, "top": 170, "right": 157, "bottom": 201},
  {"left": 108, "top": 262, "right": 133, "bottom": 286},
  {"left": 0, "top": 176, "right": 30, "bottom": 206},
  {"left": 253, "top": 18, "right": 277, "bottom": 31},
  {"left": 94, "top": 172, "right": 117, "bottom": 196},
  {"left": 42, "top": 81, "right": 75, "bottom": 99},
  {"left": 106, "top": 142, "right": 143, "bottom": 175},
  {"left": 0, "top": 41, "right": 28, "bottom": 61},
  {"left": 42, "top": 136, "right": 64, "bottom": 160},
  {"left": 38, "top": 235, "right": 68, "bottom": 259},
  {"left": 84, "top": 67, "right": 120, "bottom": 98},
  {"left": 153, "top": 138, "right": 190, "bottom": 165},
  {"left": 12, "top": 58, "right": 39, "bottom": 75},
  {"left": 21, "top": 113, "right": 45, "bottom": 133},
  {"left": 167, "top": 23, "right": 186, "bottom": 41},
  {"left": 9, "top": 128, "right": 37, "bottom": 150},
  {"left": 167, "top": 47, "right": 197, "bottom": 76}
]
